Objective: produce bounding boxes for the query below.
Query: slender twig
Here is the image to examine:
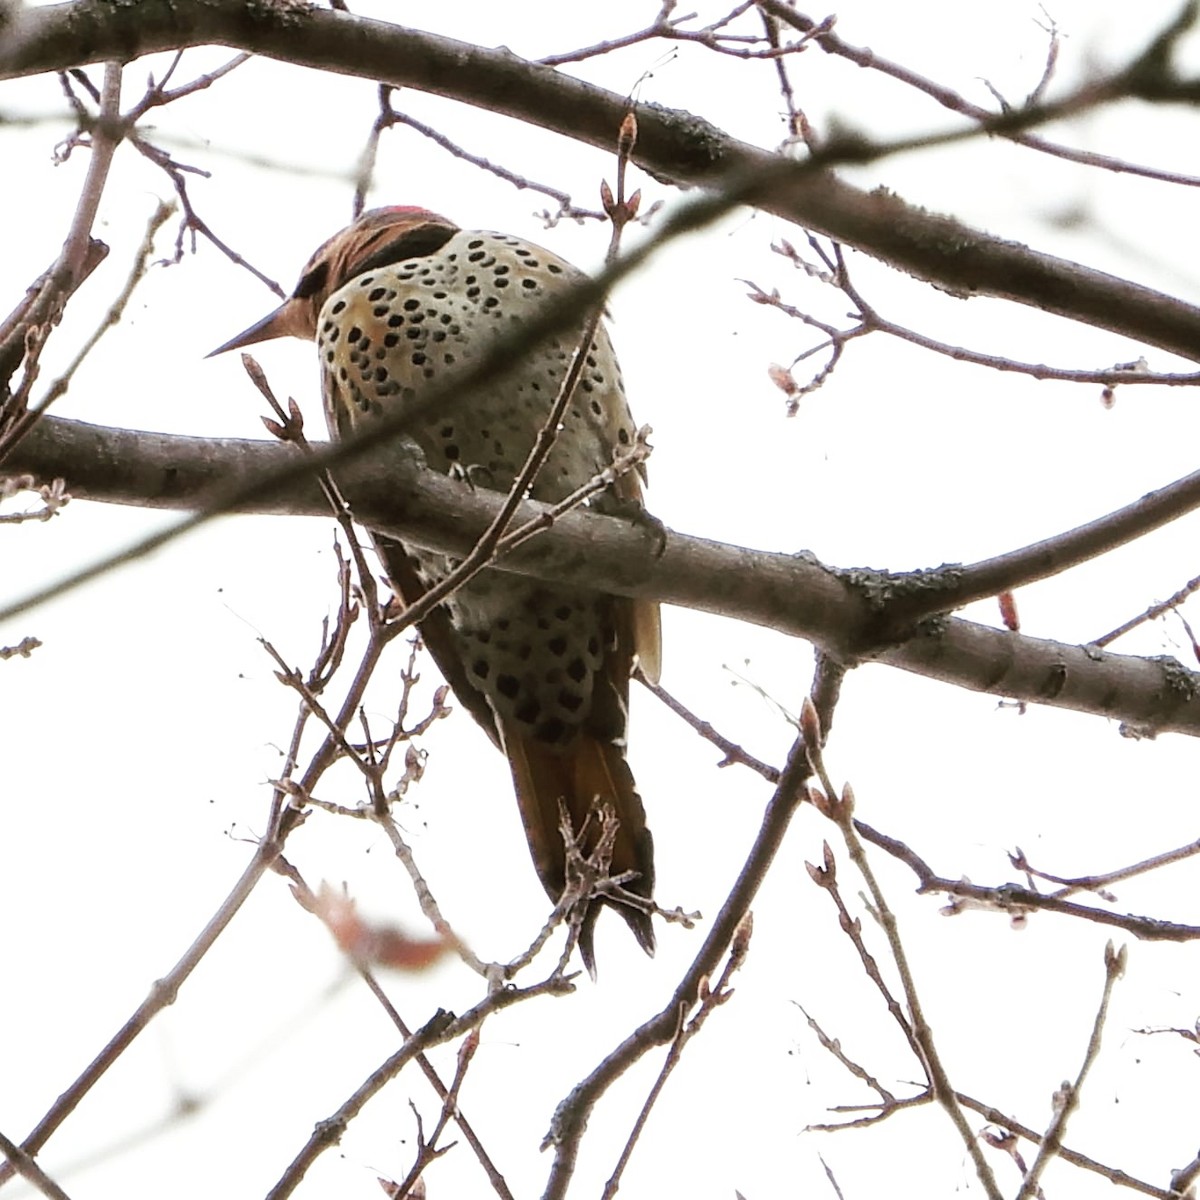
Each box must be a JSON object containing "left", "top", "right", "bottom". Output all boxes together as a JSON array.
[
  {"left": 756, "top": 0, "right": 1200, "bottom": 189},
  {"left": 803, "top": 715, "right": 1003, "bottom": 1200},
  {"left": 0, "top": 201, "right": 175, "bottom": 457},
  {"left": 0, "top": 61, "right": 123, "bottom": 450},
  {"left": 794, "top": 1003, "right": 896, "bottom": 1103},
  {"left": 755, "top": 262, "right": 1200, "bottom": 389},
  {"left": 389, "top": 1033, "right": 478, "bottom": 1198},
  {"left": 956, "top": 1090, "right": 1172, "bottom": 1198},
  {"left": 281, "top": 867, "right": 515, "bottom": 1200},
  {"left": 858, "top": 819, "right": 1200, "bottom": 941},
  {"left": 365, "top": 94, "right": 604, "bottom": 223},
  {"left": 1015, "top": 943, "right": 1126, "bottom": 1199},
  {"left": 1093, "top": 571, "right": 1200, "bottom": 647},
  {"left": 0, "top": 1130, "right": 72, "bottom": 1200},
  {"left": 0, "top": 838, "right": 286, "bottom": 1186},
  {"left": 264, "top": 975, "right": 571, "bottom": 1200},
  {"left": 1011, "top": 837, "right": 1200, "bottom": 899},
  {"left": 602, "top": 913, "right": 752, "bottom": 1198},
  {"left": 373, "top": 810, "right": 490, "bottom": 978},
  {"left": 634, "top": 666, "right": 780, "bottom": 781}
]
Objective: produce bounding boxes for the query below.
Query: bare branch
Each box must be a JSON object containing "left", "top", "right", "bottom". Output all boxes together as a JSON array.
[{"left": 8, "top": 3, "right": 1200, "bottom": 359}]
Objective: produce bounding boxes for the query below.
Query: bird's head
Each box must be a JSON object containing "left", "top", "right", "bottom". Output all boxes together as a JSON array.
[{"left": 207, "top": 206, "right": 459, "bottom": 356}]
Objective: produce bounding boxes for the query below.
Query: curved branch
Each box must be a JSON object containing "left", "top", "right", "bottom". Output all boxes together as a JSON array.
[
  {"left": 5, "top": 2, "right": 1200, "bottom": 359},
  {"left": 9, "top": 414, "right": 1200, "bottom": 737},
  {"left": 873, "top": 463, "right": 1200, "bottom": 627}
]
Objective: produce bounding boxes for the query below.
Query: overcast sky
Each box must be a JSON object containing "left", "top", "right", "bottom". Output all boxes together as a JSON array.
[{"left": 4, "top": 2, "right": 1200, "bottom": 1197}]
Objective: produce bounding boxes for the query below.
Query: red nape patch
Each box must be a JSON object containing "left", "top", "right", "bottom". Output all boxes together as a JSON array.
[{"left": 381, "top": 205, "right": 430, "bottom": 216}]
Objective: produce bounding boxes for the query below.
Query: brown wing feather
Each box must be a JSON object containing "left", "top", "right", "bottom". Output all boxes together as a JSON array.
[{"left": 322, "top": 368, "right": 503, "bottom": 747}]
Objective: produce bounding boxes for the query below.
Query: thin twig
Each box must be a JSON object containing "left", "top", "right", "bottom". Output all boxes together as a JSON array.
[
  {"left": 757, "top": 0, "right": 1200, "bottom": 189},
  {"left": 1015, "top": 943, "right": 1126, "bottom": 1199},
  {"left": 264, "top": 975, "right": 572, "bottom": 1200},
  {"left": 858, "top": 820, "right": 1200, "bottom": 941},
  {"left": 366, "top": 96, "right": 604, "bottom": 224},
  {"left": 602, "top": 913, "right": 753, "bottom": 1197},
  {"left": 0, "top": 1129, "right": 72, "bottom": 1200},
  {"left": 803, "top": 717, "right": 1003, "bottom": 1200}
]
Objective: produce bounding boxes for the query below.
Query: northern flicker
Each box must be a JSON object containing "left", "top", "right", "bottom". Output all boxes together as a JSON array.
[{"left": 211, "top": 206, "right": 661, "bottom": 971}]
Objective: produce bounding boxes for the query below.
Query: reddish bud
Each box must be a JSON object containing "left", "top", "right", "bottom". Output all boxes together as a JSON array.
[
  {"left": 767, "top": 362, "right": 799, "bottom": 396},
  {"left": 800, "top": 695, "right": 822, "bottom": 746},
  {"left": 600, "top": 179, "right": 615, "bottom": 215},
  {"left": 731, "top": 910, "right": 754, "bottom": 960},
  {"left": 998, "top": 590, "right": 1019, "bottom": 631},
  {"left": 619, "top": 111, "right": 638, "bottom": 153}
]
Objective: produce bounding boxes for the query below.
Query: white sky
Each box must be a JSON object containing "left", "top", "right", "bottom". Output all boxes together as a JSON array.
[{"left": 4, "top": 1, "right": 1200, "bottom": 1197}]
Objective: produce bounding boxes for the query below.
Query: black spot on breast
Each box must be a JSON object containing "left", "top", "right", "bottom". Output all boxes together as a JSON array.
[
  {"left": 496, "top": 673, "right": 519, "bottom": 699},
  {"left": 557, "top": 689, "right": 583, "bottom": 713},
  {"left": 536, "top": 717, "right": 566, "bottom": 744},
  {"left": 515, "top": 698, "right": 540, "bottom": 724},
  {"left": 566, "top": 658, "right": 587, "bottom": 683},
  {"left": 472, "top": 659, "right": 489, "bottom": 679}
]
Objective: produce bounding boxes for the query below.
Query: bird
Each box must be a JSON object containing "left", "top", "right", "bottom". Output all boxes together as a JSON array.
[{"left": 210, "top": 206, "right": 661, "bottom": 972}]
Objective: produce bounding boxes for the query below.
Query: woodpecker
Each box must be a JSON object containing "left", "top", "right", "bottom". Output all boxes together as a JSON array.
[{"left": 212, "top": 207, "right": 661, "bottom": 971}]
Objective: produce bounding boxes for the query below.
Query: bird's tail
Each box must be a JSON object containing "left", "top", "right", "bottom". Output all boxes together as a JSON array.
[{"left": 505, "top": 728, "right": 655, "bottom": 975}]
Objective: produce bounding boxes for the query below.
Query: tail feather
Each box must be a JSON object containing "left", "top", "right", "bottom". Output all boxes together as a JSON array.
[{"left": 505, "top": 727, "right": 655, "bottom": 974}]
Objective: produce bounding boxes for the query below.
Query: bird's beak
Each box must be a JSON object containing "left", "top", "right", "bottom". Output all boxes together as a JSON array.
[{"left": 206, "top": 299, "right": 307, "bottom": 358}]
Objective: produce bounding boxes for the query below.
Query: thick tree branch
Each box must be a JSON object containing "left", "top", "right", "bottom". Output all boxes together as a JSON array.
[
  {"left": 5, "top": 1, "right": 1200, "bottom": 360},
  {"left": 9, "top": 414, "right": 1200, "bottom": 737}
]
